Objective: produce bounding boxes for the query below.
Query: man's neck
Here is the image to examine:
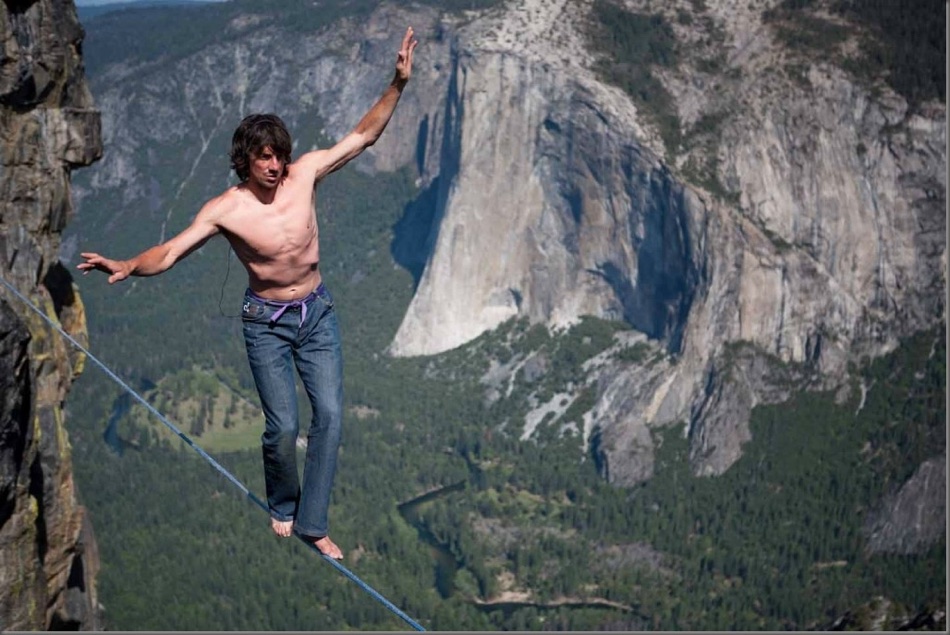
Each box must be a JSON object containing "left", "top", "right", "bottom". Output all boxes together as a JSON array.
[{"left": 243, "top": 180, "right": 279, "bottom": 204}]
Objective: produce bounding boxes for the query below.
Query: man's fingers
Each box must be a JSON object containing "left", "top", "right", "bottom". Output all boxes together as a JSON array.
[
  {"left": 399, "top": 35, "right": 417, "bottom": 73},
  {"left": 77, "top": 255, "right": 116, "bottom": 276},
  {"left": 400, "top": 26, "right": 415, "bottom": 58}
]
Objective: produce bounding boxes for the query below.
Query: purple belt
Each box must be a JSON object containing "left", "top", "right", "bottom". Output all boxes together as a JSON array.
[{"left": 246, "top": 284, "right": 324, "bottom": 326}]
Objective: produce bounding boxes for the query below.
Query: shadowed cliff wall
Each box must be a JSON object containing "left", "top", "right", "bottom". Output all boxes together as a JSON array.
[{"left": 0, "top": 0, "right": 102, "bottom": 629}]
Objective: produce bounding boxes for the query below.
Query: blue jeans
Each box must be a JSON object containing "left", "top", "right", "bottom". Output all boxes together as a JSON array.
[{"left": 241, "top": 284, "right": 343, "bottom": 538}]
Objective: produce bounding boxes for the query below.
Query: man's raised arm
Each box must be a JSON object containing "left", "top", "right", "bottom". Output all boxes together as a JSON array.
[
  {"left": 298, "top": 26, "right": 418, "bottom": 182},
  {"left": 78, "top": 198, "right": 224, "bottom": 284}
]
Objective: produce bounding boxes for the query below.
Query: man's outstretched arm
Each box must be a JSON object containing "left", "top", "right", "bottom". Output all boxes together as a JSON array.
[
  {"left": 78, "top": 199, "right": 223, "bottom": 284},
  {"left": 298, "top": 26, "right": 418, "bottom": 182}
]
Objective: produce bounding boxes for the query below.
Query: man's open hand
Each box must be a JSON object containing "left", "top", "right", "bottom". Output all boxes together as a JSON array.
[
  {"left": 77, "top": 252, "right": 131, "bottom": 284},
  {"left": 394, "top": 26, "right": 418, "bottom": 84}
]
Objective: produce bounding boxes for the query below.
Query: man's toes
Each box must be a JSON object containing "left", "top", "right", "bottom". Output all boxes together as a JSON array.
[
  {"left": 271, "top": 518, "right": 293, "bottom": 537},
  {"left": 314, "top": 536, "right": 343, "bottom": 560}
]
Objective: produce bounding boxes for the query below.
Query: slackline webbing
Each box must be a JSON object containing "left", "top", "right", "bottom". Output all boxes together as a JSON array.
[{"left": 0, "top": 275, "right": 425, "bottom": 632}]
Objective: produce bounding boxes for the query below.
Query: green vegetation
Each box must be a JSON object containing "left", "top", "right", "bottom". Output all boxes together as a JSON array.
[
  {"left": 834, "top": 0, "right": 946, "bottom": 109},
  {"left": 586, "top": 1, "right": 682, "bottom": 157},
  {"left": 68, "top": 265, "right": 947, "bottom": 631},
  {"left": 767, "top": 3, "right": 851, "bottom": 53},
  {"left": 124, "top": 366, "right": 264, "bottom": 452},
  {"left": 586, "top": 1, "right": 740, "bottom": 202},
  {"left": 613, "top": 340, "right": 651, "bottom": 364},
  {"left": 680, "top": 108, "right": 742, "bottom": 204},
  {"left": 394, "top": 329, "right": 946, "bottom": 630},
  {"left": 463, "top": 315, "right": 630, "bottom": 428},
  {"left": 765, "top": 0, "right": 945, "bottom": 110},
  {"left": 411, "top": 0, "right": 507, "bottom": 12}
]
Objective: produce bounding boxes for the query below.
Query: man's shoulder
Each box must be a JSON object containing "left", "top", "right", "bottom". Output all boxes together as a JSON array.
[
  {"left": 197, "top": 187, "right": 244, "bottom": 223},
  {"left": 215, "top": 186, "right": 250, "bottom": 209},
  {"left": 289, "top": 149, "right": 331, "bottom": 179}
]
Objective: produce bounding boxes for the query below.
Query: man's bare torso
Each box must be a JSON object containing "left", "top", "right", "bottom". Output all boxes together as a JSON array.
[{"left": 218, "top": 165, "right": 321, "bottom": 301}]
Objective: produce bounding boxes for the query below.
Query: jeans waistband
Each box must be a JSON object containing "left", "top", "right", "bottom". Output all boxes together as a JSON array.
[{"left": 246, "top": 283, "right": 325, "bottom": 326}]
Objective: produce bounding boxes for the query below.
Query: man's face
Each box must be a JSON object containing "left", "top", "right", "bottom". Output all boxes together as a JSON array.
[{"left": 248, "top": 146, "right": 285, "bottom": 189}]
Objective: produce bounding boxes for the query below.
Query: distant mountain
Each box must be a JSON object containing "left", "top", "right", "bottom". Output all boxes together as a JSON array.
[{"left": 77, "top": 0, "right": 223, "bottom": 21}]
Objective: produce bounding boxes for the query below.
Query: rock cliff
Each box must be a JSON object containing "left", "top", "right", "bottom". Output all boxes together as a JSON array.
[
  {"left": 384, "top": 0, "right": 945, "bottom": 492},
  {"left": 0, "top": 0, "right": 101, "bottom": 629}
]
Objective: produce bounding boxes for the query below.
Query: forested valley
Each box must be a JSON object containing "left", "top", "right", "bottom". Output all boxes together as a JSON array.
[{"left": 65, "top": 158, "right": 945, "bottom": 631}]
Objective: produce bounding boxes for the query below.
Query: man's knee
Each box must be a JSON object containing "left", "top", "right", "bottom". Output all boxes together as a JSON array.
[
  {"left": 262, "top": 423, "right": 299, "bottom": 449},
  {"left": 311, "top": 405, "right": 342, "bottom": 435}
]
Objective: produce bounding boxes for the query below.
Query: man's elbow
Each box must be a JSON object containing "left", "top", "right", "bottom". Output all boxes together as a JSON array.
[
  {"left": 351, "top": 126, "right": 380, "bottom": 148},
  {"left": 363, "top": 131, "right": 381, "bottom": 148}
]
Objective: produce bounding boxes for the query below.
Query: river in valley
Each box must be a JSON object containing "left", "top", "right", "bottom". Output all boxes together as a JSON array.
[
  {"left": 395, "top": 469, "right": 637, "bottom": 623},
  {"left": 396, "top": 479, "right": 466, "bottom": 598}
]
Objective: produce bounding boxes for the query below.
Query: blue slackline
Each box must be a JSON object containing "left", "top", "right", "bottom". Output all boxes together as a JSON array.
[{"left": 0, "top": 275, "right": 425, "bottom": 632}]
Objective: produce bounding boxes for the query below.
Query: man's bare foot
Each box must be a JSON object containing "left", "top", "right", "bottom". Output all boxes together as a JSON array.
[
  {"left": 312, "top": 535, "right": 343, "bottom": 560},
  {"left": 271, "top": 517, "right": 293, "bottom": 537}
]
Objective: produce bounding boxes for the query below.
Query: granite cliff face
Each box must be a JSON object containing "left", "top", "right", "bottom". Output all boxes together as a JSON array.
[
  {"left": 386, "top": 0, "right": 945, "bottom": 489},
  {"left": 0, "top": 0, "right": 101, "bottom": 629},
  {"left": 73, "top": 0, "right": 943, "bottom": 548}
]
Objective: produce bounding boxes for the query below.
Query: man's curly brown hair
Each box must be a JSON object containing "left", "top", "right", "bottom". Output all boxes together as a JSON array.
[{"left": 229, "top": 114, "right": 292, "bottom": 182}]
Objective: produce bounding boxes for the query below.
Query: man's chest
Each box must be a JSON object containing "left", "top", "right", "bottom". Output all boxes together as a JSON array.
[{"left": 226, "top": 204, "right": 318, "bottom": 259}]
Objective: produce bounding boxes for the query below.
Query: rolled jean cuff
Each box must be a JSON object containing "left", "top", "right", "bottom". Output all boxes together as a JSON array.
[
  {"left": 293, "top": 524, "right": 327, "bottom": 540},
  {"left": 270, "top": 510, "right": 295, "bottom": 522}
]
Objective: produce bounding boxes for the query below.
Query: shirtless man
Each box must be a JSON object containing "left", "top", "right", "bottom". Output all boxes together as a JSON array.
[{"left": 78, "top": 27, "right": 418, "bottom": 560}]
